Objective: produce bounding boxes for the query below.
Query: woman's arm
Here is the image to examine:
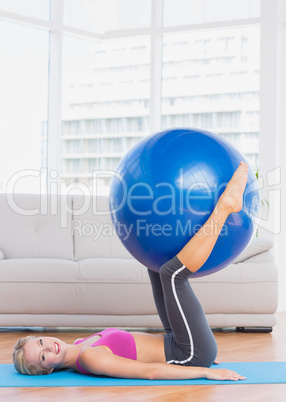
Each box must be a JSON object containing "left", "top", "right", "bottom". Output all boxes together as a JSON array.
[{"left": 79, "top": 348, "right": 245, "bottom": 381}]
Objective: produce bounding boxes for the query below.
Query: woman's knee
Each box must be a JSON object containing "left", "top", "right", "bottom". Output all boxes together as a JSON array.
[
  {"left": 198, "top": 338, "right": 218, "bottom": 368},
  {"left": 160, "top": 257, "right": 189, "bottom": 283},
  {"left": 159, "top": 261, "right": 174, "bottom": 283}
]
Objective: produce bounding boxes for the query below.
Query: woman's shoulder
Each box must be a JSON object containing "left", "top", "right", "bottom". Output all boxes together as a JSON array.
[{"left": 78, "top": 345, "right": 112, "bottom": 373}]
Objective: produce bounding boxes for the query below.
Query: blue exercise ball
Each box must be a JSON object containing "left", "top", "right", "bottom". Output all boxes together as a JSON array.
[{"left": 109, "top": 128, "right": 260, "bottom": 277}]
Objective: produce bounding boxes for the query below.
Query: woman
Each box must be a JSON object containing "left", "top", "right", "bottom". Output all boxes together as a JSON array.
[{"left": 13, "top": 162, "right": 248, "bottom": 381}]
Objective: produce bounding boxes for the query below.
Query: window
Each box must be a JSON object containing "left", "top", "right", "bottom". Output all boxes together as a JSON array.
[
  {"left": 162, "top": 26, "right": 260, "bottom": 171},
  {"left": 163, "top": 0, "right": 260, "bottom": 27},
  {"left": 64, "top": 0, "right": 151, "bottom": 34},
  {"left": 0, "top": 21, "right": 49, "bottom": 193},
  {"left": 0, "top": 0, "right": 49, "bottom": 20},
  {"left": 0, "top": 0, "right": 261, "bottom": 194},
  {"left": 61, "top": 34, "right": 150, "bottom": 193}
]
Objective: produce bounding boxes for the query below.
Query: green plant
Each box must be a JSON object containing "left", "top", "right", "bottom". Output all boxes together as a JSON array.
[
  {"left": 255, "top": 169, "right": 269, "bottom": 209},
  {"left": 255, "top": 169, "right": 270, "bottom": 237}
]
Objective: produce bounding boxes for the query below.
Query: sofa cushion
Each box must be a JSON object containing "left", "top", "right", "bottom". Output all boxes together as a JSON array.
[
  {"left": 0, "top": 258, "right": 81, "bottom": 314},
  {"left": 0, "top": 250, "right": 4, "bottom": 260},
  {"left": 244, "top": 250, "right": 274, "bottom": 263},
  {"left": 0, "top": 258, "right": 80, "bottom": 283},
  {"left": 0, "top": 194, "right": 74, "bottom": 259},
  {"left": 191, "top": 261, "right": 278, "bottom": 284},
  {"left": 77, "top": 258, "right": 155, "bottom": 315},
  {"left": 232, "top": 237, "right": 274, "bottom": 264},
  {"left": 190, "top": 262, "right": 278, "bottom": 314},
  {"left": 72, "top": 195, "right": 132, "bottom": 260},
  {"left": 0, "top": 257, "right": 278, "bottom": 318},
  {"left": 0, "top": 257, "right": 156, "bottom": 316}
]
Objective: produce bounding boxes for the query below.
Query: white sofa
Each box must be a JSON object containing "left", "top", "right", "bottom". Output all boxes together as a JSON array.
[{"left": 0, "top": 193, "right": 278, "bottom": 331}]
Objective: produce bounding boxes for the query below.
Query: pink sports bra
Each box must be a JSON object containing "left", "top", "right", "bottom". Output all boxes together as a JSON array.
[{"left": 75, "top": 328, "right": 137, "bottom": 374}]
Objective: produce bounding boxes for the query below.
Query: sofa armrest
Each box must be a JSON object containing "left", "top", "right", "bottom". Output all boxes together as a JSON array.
[{"left": 233, "top": 237, "right": 274, "bottom": 264}]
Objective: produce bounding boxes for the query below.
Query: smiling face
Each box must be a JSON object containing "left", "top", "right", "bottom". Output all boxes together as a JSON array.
[{"left": 23, "top": 337, "right": 67, "bottom": 374}]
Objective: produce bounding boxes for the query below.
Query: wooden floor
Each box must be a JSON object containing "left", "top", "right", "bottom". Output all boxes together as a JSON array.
[{"left": 1, "top": 313, "right": 286, "bottom": 402}]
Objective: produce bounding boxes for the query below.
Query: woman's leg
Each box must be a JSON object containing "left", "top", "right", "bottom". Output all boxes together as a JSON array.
[
  {"left": 160, "top": 162, "right": 248, "bottom": 367},
  {"left": 147, "top": 269, "right": 172, "bottom": 334},
  {"left": 160, "top": 257, "right": 217, "bottom": 367},
  {"left": 177, "top": 161, "right": 248, "bottom": 273}
]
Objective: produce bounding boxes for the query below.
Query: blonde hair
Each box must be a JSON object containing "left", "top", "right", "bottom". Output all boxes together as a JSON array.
[{"left": 13, "top": 336, "right": 50, "bottom": 376}]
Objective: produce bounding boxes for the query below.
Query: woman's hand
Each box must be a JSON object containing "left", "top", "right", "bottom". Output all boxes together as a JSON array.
[{"left": 206, "top": 368, "right": 246, "bottom": 381}]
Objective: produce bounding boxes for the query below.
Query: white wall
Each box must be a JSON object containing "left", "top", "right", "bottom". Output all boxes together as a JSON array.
[{"left": 259, "top": 0, "right": 286, "bottom": 311}]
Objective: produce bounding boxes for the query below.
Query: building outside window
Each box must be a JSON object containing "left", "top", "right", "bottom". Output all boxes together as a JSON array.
[
  {"left": 59, "top": 0, "right": 260, "bottom": 194},
  {"left": 0, "top": 0, "right": 260, "bottom": 194}
]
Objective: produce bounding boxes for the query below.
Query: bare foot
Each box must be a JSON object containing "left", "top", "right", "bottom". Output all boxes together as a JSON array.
[{"left": 219, "top": 162, "right": 248, "bottom": 213}]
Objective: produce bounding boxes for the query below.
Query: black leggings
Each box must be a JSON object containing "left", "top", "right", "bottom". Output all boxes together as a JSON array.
[{"left": 148, "top": 256, "right": 217, "bottom": 368}]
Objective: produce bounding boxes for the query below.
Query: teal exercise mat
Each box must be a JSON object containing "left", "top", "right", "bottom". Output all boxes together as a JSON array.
[{"left": 1, "top": 362, "right": 286, "bottom": 387}]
